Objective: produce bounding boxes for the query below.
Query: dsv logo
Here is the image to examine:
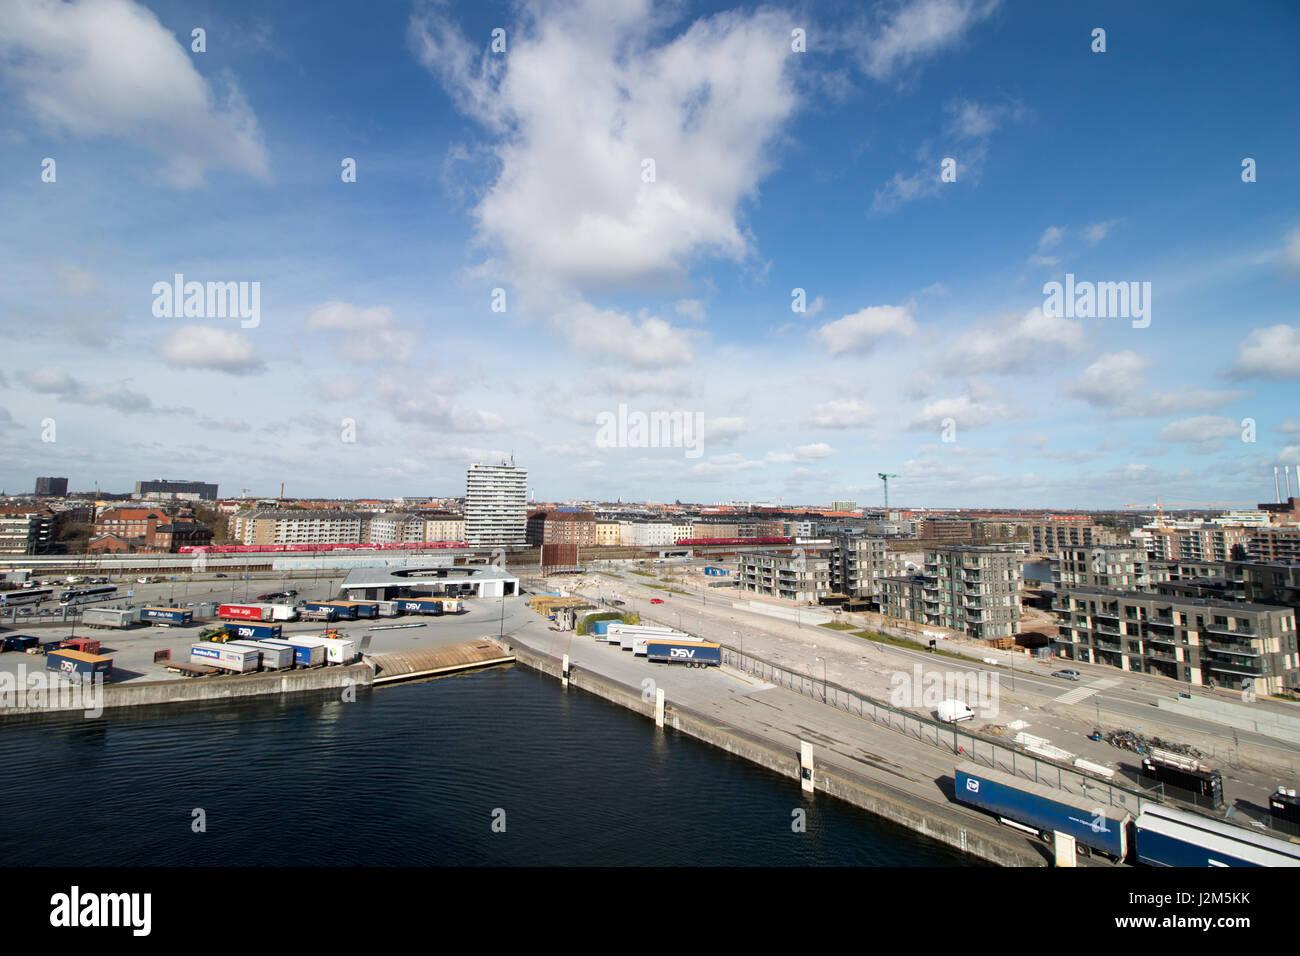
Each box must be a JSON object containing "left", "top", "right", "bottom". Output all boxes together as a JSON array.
[{"left": 669, "top": 648, "right": 697, "bottom": 658}]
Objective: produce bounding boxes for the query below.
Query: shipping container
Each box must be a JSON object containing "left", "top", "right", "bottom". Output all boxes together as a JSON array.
[
  {"left": 1136, "top": 804, "right": 1300, "bottom": 867},
  {"left": 592, "top": 619, "right": 612, "bottom": 637},
  {"left": 954, "top": 762, "right": 1131, "bottom": 859},
  {"left": 45, "top": 649, "right": 112, "bottom": 681},
  {"left": 644, "top": 639, "right": 722, "bottom": 667},
  {"left": 60, "top": 637, "right": 101, "bottom": 655},
  {"left": 223, "top": 620, "right": 284, "bottom": 642},
  {"left": 318, "top": 602, "right": 358, "bottom": 620},
  {"left": 1, "top": 634, "right": 39, "bottom": 653},
  {"left": 270, "top": 637, "right": 326, "bottom": 667},
  {"left": 218, "top": 604, "right": 272, "bottom": 622},
  {"left": 334, "top": 600, "right": 379, "bottom": 618},
  {"left": 222, "top": 639, "right": 294, "bottom": 671},
  {"left": 298, "top": 607, "right": 339, "bottom": 622},
  {"left": 82, "top": 607, "right": 140, "bottom": 629},
  {"left": 373, "top": 601, "right": 399, "bottom": 617},
  {"left": 189, "top": 642, "right": 260, "bottom": 673},
  {"left": 190, "top": 602, "right": 218, "bottom": 619},
  {"left": 140, "top": 606, "right": 193, "bottom": 626},
  {"left": 314, "top": 636, "right": 358, "bottom": 664},
  {"left": 393, "top": 598, "right": 443, "bottom": 616}
]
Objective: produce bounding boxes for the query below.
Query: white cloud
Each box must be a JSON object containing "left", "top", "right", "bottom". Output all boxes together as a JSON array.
[
  {"left": 412, "top": 0, "right": 797, "bottom": 292},
  {"left": 377, "top": 382, "right": 504, "bottom": 433},
  {"left": 907, "top": 393, "right": 1012, "bottom": 431},
  {"left": 675, "top": 299, "right": 707, "bottom": 322},
  {"left": 814, "top": 304, "right": 916, "bottom": 356},
  {"left": 1067, "top": 351, "right": 1246, "bottom": 416},
  {"left": 562, "top": 302, "right": 696, "bottom": 367},
  {"left": 943, "top": 307, "right": 1084, "bottom": 374},
  {"left": 1, "top": 0, "right": 270, "bottom": 186},
  {"left": 1158, "top": 416, "right": 1239, "bottom": 443},
  {"left": 17, "top": 365, "right": 161, "bottom": 414},
  {"left": 809, "top": 398, "right": 875, "bottom": 428},
  {"left": 306, "top": 302, "right": 398, "bottom": 332},
  {"left": 1037, "top": 226, "right": 1065, "bottom": 250},
  {"left": 1278, "top": 228, "right": 1300, "bottom": 273},
  {"left": 1083, "top": 219, "right": 1120, "bottom": 245},
  {"left": 1225, "top": 325, "right": 1300, "bottom": 381},
  {"left": 856, "top": 0, "right": 1001, "bottom": 81},
  {"left": 765, "top": 442, "right": 835, "bottom": 464},
  {"left": 157, "top": 326, "right": 266, "bottom": 375}
]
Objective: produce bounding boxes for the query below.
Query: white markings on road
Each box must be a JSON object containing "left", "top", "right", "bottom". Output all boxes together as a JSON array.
[{"left": 1054, "top": 677, "right": 1119, "bottom": 705}]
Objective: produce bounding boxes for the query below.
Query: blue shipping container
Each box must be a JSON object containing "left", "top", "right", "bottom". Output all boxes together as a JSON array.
[
  {"left": 140, "top": 607, "right": 192, "bottom": 625},
  {"left": 592, "top": 620, "right": 611, "bottom": 636},
  {"left": 644, "top": 641, "right": 722, "bottom": 666},
  {"left": 225, "top": 621, "right": 283, "bottom": 641},
  {"left": 954, "top": 762, "right": 1130, "bottom": 858}
]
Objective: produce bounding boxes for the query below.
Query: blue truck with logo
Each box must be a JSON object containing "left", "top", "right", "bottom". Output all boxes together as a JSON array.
[
  {"left": 221, "top": 621, "right": 283, "bottom": 642},
  {"left": 954, "top": 761, "right": 1131, "bottom": 859},
  {"left": 394, "top": 598, "right": 443, "bottom": 616},
  {"left": 644, "top": 639, "right": 722, "bottom": 668},
  {"left": 140, "top": 606, "right": 193, "bottom": 626}
]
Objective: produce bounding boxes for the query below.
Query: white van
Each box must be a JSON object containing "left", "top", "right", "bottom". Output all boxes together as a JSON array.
[{"left": 936, "top": 699, "right": 975, "bottom": 724}]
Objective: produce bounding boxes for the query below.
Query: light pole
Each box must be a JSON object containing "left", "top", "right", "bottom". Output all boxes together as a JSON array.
[{"left": 815, "top": 656, "right": 827, "bottom": 702}]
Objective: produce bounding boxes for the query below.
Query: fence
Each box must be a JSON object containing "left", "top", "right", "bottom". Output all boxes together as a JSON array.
[{"left": 719, "top": 646, "right": 1153, "bottom": 816}]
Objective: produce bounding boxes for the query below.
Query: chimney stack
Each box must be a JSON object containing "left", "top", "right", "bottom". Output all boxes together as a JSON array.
[{"left": 1276, "top": 466, "right": 1282, "bottom": 504}]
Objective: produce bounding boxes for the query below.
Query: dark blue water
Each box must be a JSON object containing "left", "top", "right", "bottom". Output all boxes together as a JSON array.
[{"left": 0, "top": 666, "right": 971, "bottom": 866}]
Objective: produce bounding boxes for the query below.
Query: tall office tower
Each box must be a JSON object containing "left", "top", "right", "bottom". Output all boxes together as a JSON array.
[
  {"left": 34, "top": 476, "right": 69, "bottom": 496},
  {"left": 465, "top": 460, "right": 528, "bottom": 547}
]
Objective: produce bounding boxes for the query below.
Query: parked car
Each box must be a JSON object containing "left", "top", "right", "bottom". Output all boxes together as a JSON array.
[
  {"left": 215, "top": 573, "right": 228, "bottom": 578},
  {"left": 1052, "top": 669, "right": 1081, "bottom": 681},
  {"left": 611, "top": 600, "right": 625, "bottom": 606},
  {"left": 650, "top": 598, "right": 664, "bottom": 604}
]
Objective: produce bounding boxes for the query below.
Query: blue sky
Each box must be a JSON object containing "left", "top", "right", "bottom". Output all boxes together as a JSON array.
[{"left": 1, "top": 0, "right": 1297, "bottom": 507}]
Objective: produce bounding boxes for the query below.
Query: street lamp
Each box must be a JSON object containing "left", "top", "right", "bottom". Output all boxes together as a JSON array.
[{"left": 815, "top": 656, "right": 827, "bottom": 702}]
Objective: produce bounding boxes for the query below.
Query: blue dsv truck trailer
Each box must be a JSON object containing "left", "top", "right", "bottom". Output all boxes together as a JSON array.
[
  {"left": 644, "top": 640, "right": 722, "bottom": 667},
  {"left": 954, "top": 761, "right": 1131, "bottom": 859}
]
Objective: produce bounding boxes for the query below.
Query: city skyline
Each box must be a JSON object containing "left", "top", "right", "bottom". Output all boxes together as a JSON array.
[{"left": 2, "top": 0, "right": 1298, "bottom": 507}]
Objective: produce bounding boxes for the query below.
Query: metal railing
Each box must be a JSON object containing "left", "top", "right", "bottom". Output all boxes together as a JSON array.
[{"left": 718, "top": 645, "right": 1152, "bottom": 816}]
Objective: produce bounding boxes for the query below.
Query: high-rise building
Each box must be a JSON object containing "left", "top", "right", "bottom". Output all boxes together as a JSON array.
[
  {"left": 465, "top": 461, "right": 528, "bottom": 547},
  {"left": 34, "top": 476, "right": 69, "bottom": 497}
]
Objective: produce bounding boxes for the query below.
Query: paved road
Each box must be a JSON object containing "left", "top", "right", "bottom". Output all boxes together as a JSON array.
[{"left": 575, "top": 571, "right": 1299, "bottom": 819}]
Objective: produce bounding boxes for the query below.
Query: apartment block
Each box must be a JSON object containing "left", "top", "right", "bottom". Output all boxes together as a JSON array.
[
  {"left": 0, "top": 506, "right": 57, "bottom": 554},
  {"left": 827, "top": 534, "right": 910, "bottom": 600},
  {"left": 422, "top": 513, "right": 466, "bottom": 543},
  {"left": 526, "top": 510, "right": 598, "bottom": 547},
  {"left": 595, "top": 521, "right": 622, "bottom": 546},
  {"left": 367, "top": 513, "right": 426, "bottom": 544},
  {"left": 919, "top": 546, "right": 1022, "bottom": 639},
  {"left": 1248, "top": 527, "right": 1300, "bottom": 563},
  {"left": 737, "top": 548, "right": 832, "bottom": 603},
  {"left": 465, "top": 461, "right": 528, "bottom": 547},
  {"left": 1053, "top": 545, "right": 1167, "bottom": 591},
  {"left": 1053, "top": 587, "right": 1299, "bottom": 695},
  {"left": 1139, "top": 524, "right": 1249, "bottom": 562},
  {"left": 229, "top": 510, "right": 365, "bottom": 546},
  {"left": 879, "top": 574, "right": 927, "bottom": 624},
  {"left": 1027, "top": 520, "right": 1118, "bottom": 552}
]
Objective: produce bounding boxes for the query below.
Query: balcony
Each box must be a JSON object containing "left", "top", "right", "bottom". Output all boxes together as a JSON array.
[
  {"left": 1203, "top": 640, "right": 1261, "bottom": 657},
  {"left": 1204, "top": 622, "right": 1255, "bottom": 638},
  {"left": 1143, "top": 631, "right": 1177, "bottom": 646},
  {"left": 1093, "top": 636, "right": 1122, "bottom": 651}
]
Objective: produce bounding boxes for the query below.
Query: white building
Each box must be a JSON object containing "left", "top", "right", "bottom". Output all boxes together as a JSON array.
[{"left": 465, "top": 461, "right": 528, "bottom": 547}]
